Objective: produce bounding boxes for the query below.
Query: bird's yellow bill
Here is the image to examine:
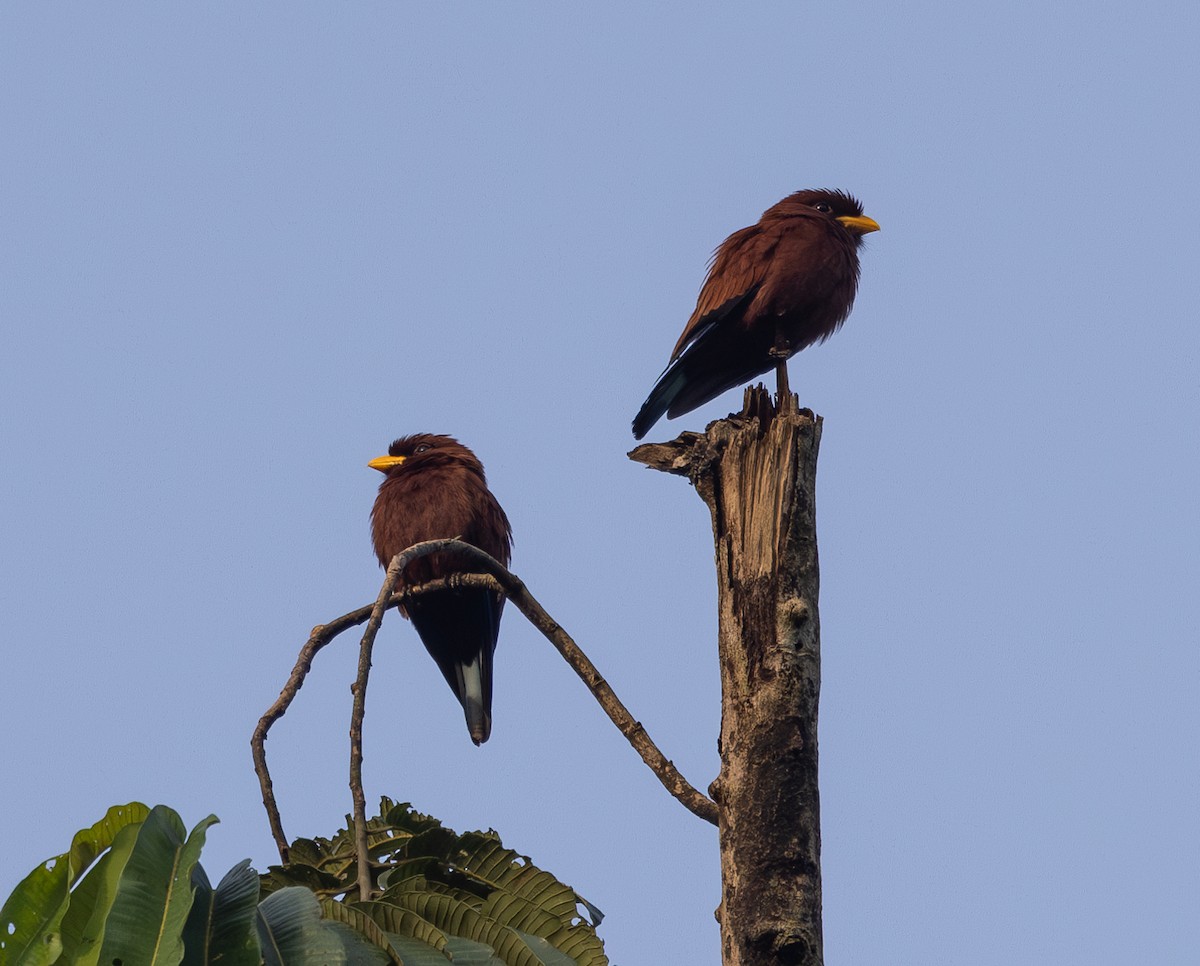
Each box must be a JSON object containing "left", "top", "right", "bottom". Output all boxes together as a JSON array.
[
  {"left": 368, "top": 455, "right": 407, "bottom": 472},
  {"left": 837, "top": 214, "right": 881, "bottom": 234}
]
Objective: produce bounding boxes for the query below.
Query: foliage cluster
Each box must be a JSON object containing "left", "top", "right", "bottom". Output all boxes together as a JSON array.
[{"left": 0, "top": 799, "right": 606, "bottom": 966}]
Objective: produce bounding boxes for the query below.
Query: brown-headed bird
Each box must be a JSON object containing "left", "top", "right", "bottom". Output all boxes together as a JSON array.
[
  {"left": 632, "top": 189, "right": 880, "bottom": 439},
  {"left": 369, "top": 434, "right": 513, "bottom": 745}
]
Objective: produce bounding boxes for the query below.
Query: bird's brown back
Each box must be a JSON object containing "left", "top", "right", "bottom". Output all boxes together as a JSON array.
[{"left": 672, "top": 193, "right": 864, "bottom": 361}]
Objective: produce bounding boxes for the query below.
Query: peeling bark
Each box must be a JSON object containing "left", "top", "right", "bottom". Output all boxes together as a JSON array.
[{"left": 630, "top": 387, "right": 824, "bottom": 966}]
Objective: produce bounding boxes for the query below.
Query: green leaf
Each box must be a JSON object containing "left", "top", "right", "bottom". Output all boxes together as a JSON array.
[
  {"left": 384, "top": 893, "right": 547, "bottom": 966},
  {"left": 525, "top": 927, "right": 608, "bottom": 966},
  {"left": 0, "top": 860, "right": 68, "bottom": 966},
  {"left": 379, "top": 802, "right": 445, "bottom": 839},
  {"left": 257, "top": 888, "right": 344, "bottom": 965},
  {"left": 256, "top": 888, "right": 390, "bottom": 965},
  {"left": 264, "top": 800, "right": 608, "bottom": 965},
  {"left": 476, "top": 889, "right": 606, "bottom": 966},
  {"left": 385, "top": 934, "right": 457, "bottom": 965},
  {"left": 353, "top": 899, "right": 447, "bottom": 953},
  {"left": 478, "top": 888, "right": 564, "bottom": 935},
  {"left": 453, "top": 834, "right": 581, "bottom": 925},
  {"left": 441, "top": 936, "right": 508, "bottom": 965},
  {"left": 259, "top": 862, "right": 343, "bottom": 899},
  {"left": 59, "top": 822, "right": 144, "bottom": 964},
  {"left": 63, "top": 804, "right": 153, "bottom": 888},
  {"left": 325, "top": 922, "right": 394, "bottom": 965},
  {"left": 512, "top": 933, "right": 580, "bottom": 966},
  {"left": 94, "top": 806, "right": 218, "bottom": 966},
  {"left": 0, "top": 802, "right": 149, "bottom": 966},
  {"left": 322, "top": 902, "right": 404, "bottom": 963},
  {"left": 182, "top": 859, "right": 261, "bottom": 966},
  {"left": 376, "top": 858, "right": 437, "bottom": 892},
  {"left": 281, "top": 839, "right": 328, "bottom": 867}
]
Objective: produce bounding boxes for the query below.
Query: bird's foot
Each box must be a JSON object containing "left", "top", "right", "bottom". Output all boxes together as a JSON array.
[{"left": 774, "top": 360, "right": 795, "bottom": 411}]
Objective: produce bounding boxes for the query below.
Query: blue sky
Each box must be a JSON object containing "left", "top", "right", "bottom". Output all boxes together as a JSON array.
[{"left": 2, "top": 3, "right": 1197, "bottom": 963}]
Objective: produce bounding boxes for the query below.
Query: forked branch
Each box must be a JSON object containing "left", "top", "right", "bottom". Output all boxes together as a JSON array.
[{"left": 252, "top": 540, "right": 718, "bottom": 870}]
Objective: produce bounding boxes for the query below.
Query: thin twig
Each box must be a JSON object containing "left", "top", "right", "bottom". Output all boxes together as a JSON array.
[
  {"left": 349, "top": 551, "right": 408, "bottom": 901},
  {"left": 252, "top": 602, "right": 382, "bottom": 863}
]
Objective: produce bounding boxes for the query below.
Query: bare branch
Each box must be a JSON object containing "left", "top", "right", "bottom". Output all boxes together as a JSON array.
[
  {"left": 349, "top": 548, "right": 407, "bottom": 901},
  {"left": 252, "top": 602, "right": 380, "bottom": 863},
  {"left": 253, "top": 542, "right": 718, "bottom": 862},
  {"left": 385, "top": 539, "right": 719, "bottom": 826}
]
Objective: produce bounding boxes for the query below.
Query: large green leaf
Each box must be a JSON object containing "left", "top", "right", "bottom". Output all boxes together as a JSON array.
[
  {"left": 478, "top": 886, "right": 570, "bottom": 935},
  {"left": 259, "top": 860, "right": 344, "bottom": 900},
  {"left": 353, "top": 899, "right": 448, "bottom": 953},
  {"left": 327, "top": 923, "right": 397, "bottom": 966},
  {"left": 512, "top": 933, "right": 580, "bottom": 966},
  {"left": 525, "top": 926, "right": 607, "bottom": 966},
  {"left": 182, "top": 859, "right": 261, "bottom": 966},
  {"left": 0, "top": 858, "right": 65, "bottom": 966},
  {"left": 385, "top": 934, "right": 459, "bottom": 965},
  {"left": 93, "top": 806, "right": 217, "bottom": 966},
  {"left": 59, "top": 822, "right": 144, "bottom": 964},
  {"left": 480, "top": 895, "right": 606, "bottom": 966},
  {"left": 256, "top": 887, "right": 390, "bottom": 965},
  {"left": 321, "top": 902, "right": 404, "bottom": 963},
  {"left": 453, "top": 833, "right": 581, "bottom": 924},
  {"left": 375, "top": 859, "right": 438, "bottom": 893},
  {"left": 257, "top": 888, "right": 344, "bottom": 965},
  {"left": 446, "top": 834, "right": 606, "bottom": 964},
  {"left": 440, "top": 936, "right": 508, "bottom": 965},
  {"left": 380, "top": 802, "right": 444, "bottom": 836},
  {"left": 0, "top": 802, "right": 149, "bottom": 966},
  {"left": 381, "top": 893, "right": 547, "bottom": 966},
  {"left": 374, "top": 880, "right": 603, "bottom": 966}
]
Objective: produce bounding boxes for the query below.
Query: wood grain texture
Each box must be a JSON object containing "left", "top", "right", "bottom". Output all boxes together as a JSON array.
[{"left": 631, "top": 385, "right": 824, "bottom": 966}]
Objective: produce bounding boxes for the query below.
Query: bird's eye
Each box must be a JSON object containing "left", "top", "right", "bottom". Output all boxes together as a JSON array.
[
  {"left": 812, "top": 202, "right": 833, "bottom": 214},
  {"left": 414, "top": 443, "right": 431, "bottom": 454}
]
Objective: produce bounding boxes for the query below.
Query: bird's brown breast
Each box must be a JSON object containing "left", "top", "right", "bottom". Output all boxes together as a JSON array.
[{"left": 371, "top": 464, "right": 512, "bottom": 589}]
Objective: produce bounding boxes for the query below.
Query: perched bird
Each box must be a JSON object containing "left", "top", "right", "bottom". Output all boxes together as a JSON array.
[
  {"left": 632, "top": 189, "right": 880, "bottom": 439},
  {"left": 369, "top": 434, "right": 513, "bottom": 745}
]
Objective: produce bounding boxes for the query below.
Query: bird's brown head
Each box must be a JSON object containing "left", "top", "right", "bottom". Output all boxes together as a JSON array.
[
  {"left": 368, "top": 433, "right": 487, "bottom": 481},
  {"left": 765, "top": 188, "right": 881, "bottom": 242}
]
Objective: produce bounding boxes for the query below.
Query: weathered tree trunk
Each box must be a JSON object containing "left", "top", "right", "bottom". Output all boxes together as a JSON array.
[{"left": 630, "top": 387, "right": 823, "bottom": 966}]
